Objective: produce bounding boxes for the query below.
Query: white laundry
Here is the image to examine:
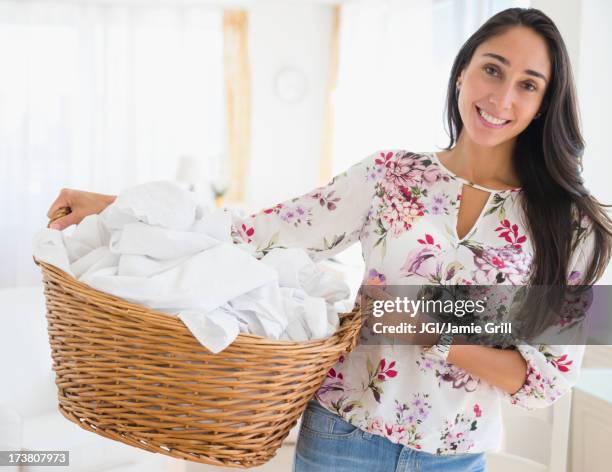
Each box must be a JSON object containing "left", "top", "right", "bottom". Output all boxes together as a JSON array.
[
  {"left": 259, "top": 248, "right": 348, "bottom": 339},
  {"left": 33, "top": 181, "right": 350, "bottom": 353}
]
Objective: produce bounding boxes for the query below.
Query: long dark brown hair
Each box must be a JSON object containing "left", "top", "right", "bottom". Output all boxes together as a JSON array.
[{"left": 443, "top": 8, "right": 612, "bottom": 335}]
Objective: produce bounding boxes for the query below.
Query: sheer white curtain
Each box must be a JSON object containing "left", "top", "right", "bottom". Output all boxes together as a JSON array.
[
  {"left": 331, "top": 0, "right": 528, "bottom": 174},
  {"left": 0, "top": 1, "right": 225, "bottom": 287}
]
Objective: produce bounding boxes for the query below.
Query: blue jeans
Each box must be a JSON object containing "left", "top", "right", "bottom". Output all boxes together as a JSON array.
[{"left": 293, "top": 400, "right": 486, "bottom": 471}]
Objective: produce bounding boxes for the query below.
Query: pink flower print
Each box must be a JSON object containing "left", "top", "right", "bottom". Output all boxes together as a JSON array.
[
  {"left": 471, "top": 244, "right": 532, "bottom": 285},
  {"left": 263, "top": 203, "right": 283, "bottom": 214},
  {"left": 239, "top": 224, "right": 255, "bottom": 243},
  {"left": 384, "top": 158, "right": 413, "bottom": 189},
  {"left": 421, "top": 165, "right": 443, "bottom": 185},
  {"left": 327, "top": 367, "right": 343, "bottom": 380},
  {"left": 317, "top": 366, "right": 347, "bottom": 404},
  {"left": 491, "top": 256, "right": 505, "bottom": 269},
  {"left": 377, "top": 359, "right": 397, "bottom": 381},
  {"left": 437, "top": 413, "right": 479, "bottom": 454},
  {"left": 365, "top": 416, "right": 385, "bottom": 435},
  {"left": 384, "top": 423, "right": 408, "bottom": 443},
  {"left": 444, "top": 263, "right": 459, "bottom": 281},
  {"left": 511, "top": 356, "right": 567, "bottom": 407},
  {"left": 367, "top": 269, "right": 387, "bottom": 286},
  {"left": 398, "top": 185, "right": 412, "bottom": 200},
  {"left": 381, "top": 193, "right": 425, "bottom": 236},
  {"left": 400, "top": 235, "right": 443, "bottom": 279},
  {"left": 473, "top": 404, "right": 482, "bottom": 418},
  {"left": 550, "top": 354, "right": 573, "bottom": 373},
  {"left": 392, "top": 396, "right": 431, "bottom": 448},
  {"left": 366, "top": 357, "right": 398, "bottom": 403},
  {"left": 310, "top": 189, "right": 341, "bottom": 211},
  {"left": 375, "top": 151, "right": 394, "bottom": 168},
  {"left": 495, "top": 219, "right": 527, "bottom": 249},
  {"left": 555, "top": 286, "right": 592, "bottom": 327},
  {"left": 439, "top": 366, "right": 480, "bottom": 392},
  {"left": 416, "top": 233, "right": 442, "bottom": 249}
]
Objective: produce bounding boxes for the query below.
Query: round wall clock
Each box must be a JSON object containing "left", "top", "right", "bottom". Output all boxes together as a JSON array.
[{"left": 274, "top": 66, "right": 308, "bottom": 103}]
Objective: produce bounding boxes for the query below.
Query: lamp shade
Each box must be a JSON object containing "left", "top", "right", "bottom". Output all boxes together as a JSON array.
[{"left": 175, "top": 155, "right": 201, "bottom": 188}]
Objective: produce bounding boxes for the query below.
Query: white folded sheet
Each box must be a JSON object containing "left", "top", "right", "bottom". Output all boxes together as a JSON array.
[{"left": 33, "top": 181, "right": 350, "bottom": 353}]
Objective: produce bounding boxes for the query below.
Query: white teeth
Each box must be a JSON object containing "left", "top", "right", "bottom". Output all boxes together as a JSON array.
[{"left": 478, "top": 107, "right": 509, "bottom": 125}]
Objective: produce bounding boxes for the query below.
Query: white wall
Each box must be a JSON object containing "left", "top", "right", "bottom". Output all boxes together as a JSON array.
[
  {"left": 577, "top": 0, "right": 612, "bottom": 283},
  {"left": 577, "top": 0, "right": 612, "bottom": 199},
  {"left": 244, "top": 0, "right": 334, "bottom": 212}
]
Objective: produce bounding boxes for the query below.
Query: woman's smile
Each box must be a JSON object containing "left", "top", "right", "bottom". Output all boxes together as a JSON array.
[{"left": 475, "top": 105, "right": 512, "bottom": 129}]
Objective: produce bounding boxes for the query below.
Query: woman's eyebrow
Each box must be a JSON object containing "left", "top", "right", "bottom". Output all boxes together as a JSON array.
[{"left": 481, "top": 52, "right": 548, "bottom": 83}]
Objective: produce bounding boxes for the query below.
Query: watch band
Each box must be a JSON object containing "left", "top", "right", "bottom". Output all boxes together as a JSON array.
[{"left": 423, "top": 332, "right": 454, "bottom": 362}]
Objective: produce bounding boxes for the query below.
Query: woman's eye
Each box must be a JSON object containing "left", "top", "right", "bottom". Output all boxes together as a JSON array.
[
  {"left": 523, "top": 82, "right": 537, "bottom": 92},
  {"left": 484, "top": 65, "right": 499, "bottom": 76}
]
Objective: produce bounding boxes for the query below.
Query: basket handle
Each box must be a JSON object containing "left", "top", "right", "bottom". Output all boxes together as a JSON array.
[
  {"left": 337, "top": 308, "right": 361, "bottom": 354},
  {"left": 47, "top": 207, "right": 72, "bottom": 228}
]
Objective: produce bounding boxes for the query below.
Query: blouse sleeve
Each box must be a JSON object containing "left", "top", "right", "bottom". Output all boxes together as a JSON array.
[
  {"left": 507, "top": 217, "right": 595, "bottom": 410},
  {"left": 227, "top": 150, "right": 386, "bottom": 263}
]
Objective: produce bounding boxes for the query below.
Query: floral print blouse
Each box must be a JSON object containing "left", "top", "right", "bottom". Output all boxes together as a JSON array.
[{"left": 230, "top": 150, "right": 594, "bottom": 455}]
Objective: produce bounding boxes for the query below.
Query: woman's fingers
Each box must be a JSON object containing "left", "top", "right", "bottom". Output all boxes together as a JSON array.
[
  {"left": 47, "top": 193, "right": 70, "bottom": 218},
  {"left": 47, "top": 189, "right": 71, "bottom": 219},
  {"left": 46, "top": 188, "right": 117, "bottom": 230},
  {"left": 49, "top": 210, "right": 81, "bottom": 230}
]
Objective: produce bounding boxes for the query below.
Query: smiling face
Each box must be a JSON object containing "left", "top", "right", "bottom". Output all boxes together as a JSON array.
[{"left": 456, "top": 26, "right": 552, "bottom": 148}]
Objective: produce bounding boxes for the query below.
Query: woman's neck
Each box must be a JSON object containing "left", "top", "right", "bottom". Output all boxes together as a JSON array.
[{"left": 437, "top": 134, "right": 521, "bottom": 190}]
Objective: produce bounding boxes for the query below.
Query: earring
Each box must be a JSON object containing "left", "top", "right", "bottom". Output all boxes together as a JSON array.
[{"left": 533, "top": 111, "right": 542, "bottom": 120}]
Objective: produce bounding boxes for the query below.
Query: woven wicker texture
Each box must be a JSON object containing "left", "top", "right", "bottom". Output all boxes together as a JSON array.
[{"left": 35, "top": 251, "right": 361, "bottom": 468}]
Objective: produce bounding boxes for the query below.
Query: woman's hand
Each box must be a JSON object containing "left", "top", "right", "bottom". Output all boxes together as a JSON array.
[
  {"left": 47, "top": 188, "right": 116, "bottom": 230},
  {"left": 361, "top": 285, "right": 439, "bottom": 347}
]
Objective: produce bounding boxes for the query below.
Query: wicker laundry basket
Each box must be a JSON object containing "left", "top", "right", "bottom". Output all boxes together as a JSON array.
[{"left": 34, "top": 210, "right": 362, "bottom": 468}]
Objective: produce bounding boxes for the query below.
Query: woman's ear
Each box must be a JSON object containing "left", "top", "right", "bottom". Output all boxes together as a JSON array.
[
  {"left": 537, "top": 99, "right": 549, "bottom": 118},
  {"left": 457, "top": 68, "right": 466, "bottom": 87}
]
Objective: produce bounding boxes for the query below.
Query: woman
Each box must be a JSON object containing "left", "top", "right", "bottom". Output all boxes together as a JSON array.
[{"left": 48, "top": 8, "right": 612, "bottom": 472}]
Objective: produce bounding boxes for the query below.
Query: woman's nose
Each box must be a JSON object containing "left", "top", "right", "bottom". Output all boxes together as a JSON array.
[{"left": 489, "top": 84, "right": 514, "bottom": 111}]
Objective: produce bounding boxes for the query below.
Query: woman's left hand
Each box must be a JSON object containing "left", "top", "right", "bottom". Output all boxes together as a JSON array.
[{"left": 360, "top": 285, "right": 440, "bottom": 347}]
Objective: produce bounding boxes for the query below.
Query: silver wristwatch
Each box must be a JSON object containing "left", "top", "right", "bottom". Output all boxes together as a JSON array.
[{"left": 423, "top": 332, "right": 454, "bottom": 362}]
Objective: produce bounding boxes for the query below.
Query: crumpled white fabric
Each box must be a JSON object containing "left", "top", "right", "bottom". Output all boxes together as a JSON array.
[{"left": 33, "top": 181, "right": 350, "bottom": 353}]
